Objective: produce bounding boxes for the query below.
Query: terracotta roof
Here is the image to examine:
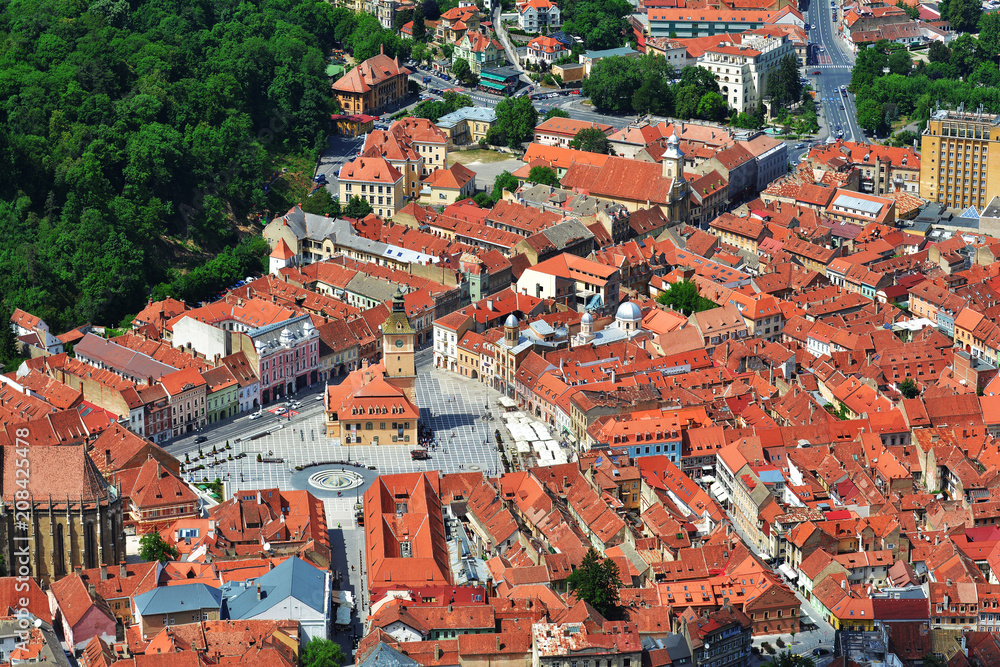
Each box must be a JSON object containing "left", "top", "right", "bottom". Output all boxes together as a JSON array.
[{"left": 332, "top": 53, "right": 409, "bottom": 94}]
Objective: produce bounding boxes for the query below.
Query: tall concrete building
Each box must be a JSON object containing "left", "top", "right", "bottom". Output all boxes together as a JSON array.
[{"left": 920, "top": 109, "right": 1000, "bottom": 211}]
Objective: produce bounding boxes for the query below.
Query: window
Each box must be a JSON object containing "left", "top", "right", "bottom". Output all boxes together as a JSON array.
[{"left": 366, "top": 422, "right": 373, "bottom": 430}]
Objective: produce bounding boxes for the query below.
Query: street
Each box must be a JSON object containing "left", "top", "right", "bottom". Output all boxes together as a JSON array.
[
  {"left": 806, "top": 0, "right": 864, "bottom": 143},
  {"left": 722, "top": 507, "right": 838, "bottom": 667}
]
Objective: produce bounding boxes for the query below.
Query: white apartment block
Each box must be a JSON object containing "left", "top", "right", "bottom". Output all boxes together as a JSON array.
[{"left": 697, "top": 32, "right": 795, "bottom": 113}]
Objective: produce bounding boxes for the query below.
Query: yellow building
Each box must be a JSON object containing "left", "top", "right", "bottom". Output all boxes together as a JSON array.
[
  {"left": 420, "top": 163, "right": 476, "bottom": 205},
  {"left": 325, "top": 290, "right": 419, "bottom": 445},
  {"left": 363, "top": 118, "right": 450, "bottom": 198},
  {"left": 331, "top": 49, "right": 410, "bottom": 115},
  {"left": 435, "top": 106, "right": 497, "bottom": 146},
  {"left": 920, "top": 109, "right": 1000, "bottom": 211},
  {"left": 339, "top": 150, "right": 405, "bottom": 218}
]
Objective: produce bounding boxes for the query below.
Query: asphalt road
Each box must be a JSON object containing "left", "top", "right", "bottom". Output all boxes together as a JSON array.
[
  {"left": 162, "top": 383, "right": 329, "bottom": 462},
  {"left": 806, "top": 0, "right": 864, "bottom": 143}
]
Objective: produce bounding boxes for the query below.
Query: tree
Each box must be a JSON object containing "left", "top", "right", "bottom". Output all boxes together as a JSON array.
[
  {"left": 768, "top": 651, "right": 816, "bottom": 667},
  {"left": 928, "top": 40, "right": 951, "bottom": 63},
  {"left": 857, "top": 98, "right": 888, "bottom": 135},
  {"left": 899, "top": 378, "right": 920, "bottom": 399},
  {"left": 632, "top": 75, "right": 673, "bottom": 116},
  {"left": 545, "top": 108, "right": 571, "bottom": 120},
  {"left": 423, "top": 0, "right": 441, "bottom": 20},
  {"left": 566, "top": 548, "right": 622, "bottom": 619},
  {"left": 343, "top": 196, "right": 374, "bottom": 219},
  {"left": 569, "top": 127, "right": 611, "bottom": 153},
  {"left": 302, "top": 638, "right": 348, "bottom": 667},
  {"left": 696, "top": 92, "right": 727, "bottom": 122},
  {"left": 921, "top": 654, "right": 948, "bottom": 667},
  {"left": 494, "top": 96, "right": 539, "bottom": 149},
  {"left": 473, "top": 192, "right": 494, "bottom": 207},
  {"left": 527, "top": 166, "right": 561, "bottom": 186},
  {"left": 655, "top": 281, "right": 716, "bottom": 315},
  {"left": 888, "top": 49, "right": 913, "bottom": 76},
  {"left": 0, "top": 303, "right": 19, "bottom": 369},
  {"left": 896, "top": 0, "right": 919, "bottom": 19},
  {"left": 413, "top": 7, "right": 427, "bottom": 40},
  {"left": 452, "top": 58, "right": 476, "bottom": 86},
  {"left": 139, "top": 532, "right": 178, "bottom": 564},
  {"left": 302, "top": 189, "right": 341, "bottom": 218},
  {"left": 947, "top": 0, "right": 982, "bottom": 33},
  {"left": 492, "top": 171, "right": 521, "bottom": 202}
]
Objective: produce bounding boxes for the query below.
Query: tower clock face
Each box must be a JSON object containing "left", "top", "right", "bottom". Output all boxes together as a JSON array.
[{"left": 395, "top": 339, "right": 404, "bottom": 348}]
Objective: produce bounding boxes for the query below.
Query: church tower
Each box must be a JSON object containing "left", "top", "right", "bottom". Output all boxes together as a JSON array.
[{"left": 382, "top": 289, "right": 417, "bottom": 402}]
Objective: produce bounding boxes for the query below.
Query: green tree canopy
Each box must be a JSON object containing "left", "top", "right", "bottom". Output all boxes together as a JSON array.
[
  {"left": 948, "top": 0, "right": 982, "bottom": 33},
  {"left": 452, "top": 58, "right": 477, "bottom": 86},
  {"left": 302, "top": 638, "right": 348, "bottom": 667},
  {"left": 527, "top": 166, "right": 561, "bottom": 187},
  {"left": 696, "top": 92, "right": 727, "bottom": 122},
  {"left": 139, "top": 532, "right": 178, "bottom": 564},
  {"left": 569, "top": 128, "right": 612, "bottom": 153},
  {"left": 655, "top": 281, "right": 716, "bottom": 315},
  {"left": 343, "top": 196, "right": 374, "bottom": 219},
  {"left": 0, "top": 0, "right": 367, "bottom": 331},
  {"left": 493, "top": 96, "right": 539, "bottom": 149},
  {"left": 544, "top": 108, "right": 571, "bottom": 120},
  {"left": 566, "top": 548, "right": 622, "bottom": 619},
  {"left": 492, "top": 171, "right": 521, "bottom": 202},
  {"left": 583, "top": 54, "right": 678, "bottom": 115},
  {"left": 413, "top": 7, "right": 427, "bottom": 40},
  {"left": 899, "top": 378, "right": 920, "bottom": 399}
]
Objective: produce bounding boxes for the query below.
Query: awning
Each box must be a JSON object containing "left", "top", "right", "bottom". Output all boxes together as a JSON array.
[
  {"left": 335, "top": 605, "right": 352, "bottom": 626},
  {"left": 480, "top": 80, "right": 506, "bottom": 90},
  {"left": 710, "top": 482, "right": 731, "bottom": 503},
  {"left": 499, "top": 396, "right": 517, "bottom": 408},
  {"left": 778, "top": 563, "right": 799, "bottom": 581}
]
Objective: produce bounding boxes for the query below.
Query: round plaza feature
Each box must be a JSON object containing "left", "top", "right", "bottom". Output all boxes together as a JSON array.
[{"left": 308, "top": 468, "right": 366, "bottom": 492}]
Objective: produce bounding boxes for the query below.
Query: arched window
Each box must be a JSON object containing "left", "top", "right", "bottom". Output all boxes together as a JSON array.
[{"left": 366, "top": 422, "right": 373, "bottom": 430}]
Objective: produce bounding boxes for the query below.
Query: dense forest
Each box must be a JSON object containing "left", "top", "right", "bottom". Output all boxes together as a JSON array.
[{"left": 0, "top": 0, "right": 348, "bottom": 331}]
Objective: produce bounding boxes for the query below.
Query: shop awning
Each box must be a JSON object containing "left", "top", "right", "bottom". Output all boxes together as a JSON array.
[
  {"left": 710, "top": 482, "right": 731, "bottom": 503},
  {"left": 480, "top": 80, "right": 506, "bottom": 90},
  {"left": 778, "top": 563, "right": 799, "bottom": 581}
]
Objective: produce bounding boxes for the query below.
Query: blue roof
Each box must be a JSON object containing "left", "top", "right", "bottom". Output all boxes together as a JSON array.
[
  {"left": 960, "top": 205, "right": 980, "bottom": 219},
  {"left": 758, "top": 470, "right": 785, "bottom": 484},
  {"left": 223, "top": 556, "right": 327, "bottom": 620},
  {"left": 134, "top": 583, "right": 223, "bottom": 616},
  {"left": 583, "top": 47, "right": 639, "bottom": 60},
  {"left": 359, "top": 643, "right": 420, "bottom": 667}
]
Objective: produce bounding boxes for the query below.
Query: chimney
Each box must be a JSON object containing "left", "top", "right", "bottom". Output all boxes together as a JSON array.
[
  {"left": 496, "top": 637, "right": 502, "bottom": 652},
  {"left": 100, "top": 564, "right": 108, "bottom": 581},
  {"left": 448, "top": 602, "right": 453, "bottom": 612},
  {"left": 257, "top": 583, "right": 262, "bottom": 600},
  {"left": 105, "top": 450, "right": 112, "bottom": 467},
  {"left": 435, "top": 643, "right": 442, "bottom": 661},
  {"left": 120, "top": 562, "right": 127, "bottom": 578}
]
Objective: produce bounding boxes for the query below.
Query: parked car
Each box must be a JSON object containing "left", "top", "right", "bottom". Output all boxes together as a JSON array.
[
  {"left": 249, "top": 411, "right": 263, "bottom": 420},
  {"left": 411, "top": 449, "right": 431, "bottom": 460}
]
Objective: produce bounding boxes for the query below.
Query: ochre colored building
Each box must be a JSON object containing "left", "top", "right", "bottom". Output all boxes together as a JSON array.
[
  {"left": 325, "top": 290, "right": 418, "bottom": 445},
  {"left": 332, "top": 49, "right": 410, "bottom": 115}
]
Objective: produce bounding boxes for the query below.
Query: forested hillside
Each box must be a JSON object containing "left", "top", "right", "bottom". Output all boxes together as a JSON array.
[{"left": 0, "top": 0, "right": 340, "bottom": 330}]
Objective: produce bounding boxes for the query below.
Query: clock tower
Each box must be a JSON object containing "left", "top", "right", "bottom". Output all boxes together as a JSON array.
[{"left": 382, "top": 288, "right": 417, "bottom": 402}]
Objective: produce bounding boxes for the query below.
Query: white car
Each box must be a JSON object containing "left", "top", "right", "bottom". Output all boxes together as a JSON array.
[
  {"left": 275, "top": 407, "right": 287, "bottom": 415},
  {"left": 249, "top": 412, "right": 263, "bottom": 420}
]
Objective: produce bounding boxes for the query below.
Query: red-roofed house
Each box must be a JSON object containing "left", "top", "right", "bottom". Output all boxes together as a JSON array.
[
  {"left": 331, "top": 49, "right": 410, "bottom": 115},
  {"left": 518, "top": 0, "right": 561, "bottom": 31},
  {"left": 421, "top": 163, "right": 476, "bottom": 204}
]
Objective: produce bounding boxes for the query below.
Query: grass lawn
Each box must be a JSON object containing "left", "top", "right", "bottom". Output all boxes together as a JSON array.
[{"left": 447, "top": 149, "right": 513, "bottom": 166}]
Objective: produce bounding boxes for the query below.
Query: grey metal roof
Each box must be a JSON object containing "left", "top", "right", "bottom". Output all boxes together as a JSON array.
[
  {"left": 75, "top": 333, "right": 177, "bottom": 380},
  {"left": 134, "top": 583, "right": 223, "bottom": 616},
  {"left": 833, "top": 193, "right": 883, "bottom": 215},
  {"left": 541, "top": 218, "right": 594, "bottom": 251},
  {"left": 224, "top": 556, "right": 327, "bottom": 620},
  {"left": 358, "top": 643, "right": 420, "bottom": 667},
  {"left": 346, "top": 273, "right": 400, "bottom": 303},
  {"left": 436, "top": 106, "right": 497, "bottom": 129}
]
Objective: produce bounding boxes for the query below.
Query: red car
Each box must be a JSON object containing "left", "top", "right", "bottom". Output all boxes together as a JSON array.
[{"left": 813, "top": 70, "right": 822, "bottom": 75}]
